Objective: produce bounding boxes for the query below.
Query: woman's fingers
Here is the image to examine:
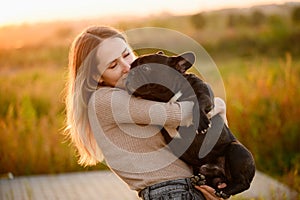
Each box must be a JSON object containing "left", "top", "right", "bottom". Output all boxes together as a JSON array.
[{"left": 195, "top": 185, "right": 224, "bottom": 200}]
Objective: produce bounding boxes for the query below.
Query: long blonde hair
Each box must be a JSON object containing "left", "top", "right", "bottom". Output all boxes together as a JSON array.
[{"left": 65, "top": 26, "right": 125, "bottom": 166}]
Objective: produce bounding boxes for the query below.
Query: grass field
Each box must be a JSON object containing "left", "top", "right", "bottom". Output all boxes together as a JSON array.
[
  {"left": 0, "top": 3, "right": 299, "bottom": 194},
  {"left": 219, "top": 55, "right": 300, "bottom": 192}
]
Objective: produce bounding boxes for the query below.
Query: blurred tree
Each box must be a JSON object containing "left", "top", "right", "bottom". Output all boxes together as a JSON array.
[
  {"left": 250, "top": 10, "right": 266, "bottom": 27},
  {"left": 227, "top": 14, "right": 249, "bottom": 28},
  {"left": 292, "top": 6, "right": 300, "bottom": 24},
  {"left": 268, "top": 14, "right": 286, "bottom": 31},
  {"left": 227, "top": 14, "right": 237, "bottom": 27},
  {"left": 190, "top": 13, "right": 206, "bottom": 29}
]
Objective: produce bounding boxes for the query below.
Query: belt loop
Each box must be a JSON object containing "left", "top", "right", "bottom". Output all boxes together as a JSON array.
[
  {"left": 143, "top": 187, "right": 150, "bottom": 200},
  {"left": 186, "top": 177, "right": 194, "bottom": 192}
]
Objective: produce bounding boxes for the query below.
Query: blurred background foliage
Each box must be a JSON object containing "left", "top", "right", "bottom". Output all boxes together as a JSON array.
[{"left": 0, "top": 2, "right": 299, "bottom": 192}]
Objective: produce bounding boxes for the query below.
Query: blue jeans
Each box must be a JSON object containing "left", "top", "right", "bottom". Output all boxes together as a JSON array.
[{"left": 138, "top": 178, "right": 205, "bottom": 200}]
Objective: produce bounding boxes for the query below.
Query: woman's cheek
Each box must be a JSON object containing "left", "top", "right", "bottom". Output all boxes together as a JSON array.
[{"left": 128, "top": 55, "right": 136, "bottom": 65}]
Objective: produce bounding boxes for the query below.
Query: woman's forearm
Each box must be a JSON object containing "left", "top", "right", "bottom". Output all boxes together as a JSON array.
[
  {"left": 208, "top": 97, "right": 228, "bottom": 126},
  {"left": 93, "top": 87, "right": 194, "bottom": 128}
]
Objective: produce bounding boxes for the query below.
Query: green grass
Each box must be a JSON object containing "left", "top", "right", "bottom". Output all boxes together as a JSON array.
[
  {"left": 0, "top": 66, "right": 108, "bottom": 176},
  {"left": 219, "top": 54, "right": 300, "bottom": 192}
]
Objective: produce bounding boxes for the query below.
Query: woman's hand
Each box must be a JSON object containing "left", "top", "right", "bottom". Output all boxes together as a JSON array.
[{"left": 195, "top": 184, "right": 227, "bottom": 200}]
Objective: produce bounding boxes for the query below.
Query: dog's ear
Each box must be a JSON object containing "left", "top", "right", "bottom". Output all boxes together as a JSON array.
[
  {"left": 175, "top": 52, "right": 196, "bottom": 73},
  {"left": 156, "top": 51, "right": 165, "bottom": 55}
]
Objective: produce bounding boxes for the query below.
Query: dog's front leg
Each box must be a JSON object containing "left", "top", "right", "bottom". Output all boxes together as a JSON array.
[{"left": 185, "top": 74, "right": 214, "bottom": 134}]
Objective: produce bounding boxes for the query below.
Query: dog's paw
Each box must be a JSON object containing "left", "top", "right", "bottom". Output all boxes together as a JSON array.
[
  {"left": 190, "top": 174, "right": 206, "bottom": 186},
  {"left": 196, "top": 124, "right": 211, "bottom": 134},
  {"left": 215, "top": 190, "right": 231, "bottom": 199},
  {"left": 197, "top": 112, "right": 211, "bottom": 134}
]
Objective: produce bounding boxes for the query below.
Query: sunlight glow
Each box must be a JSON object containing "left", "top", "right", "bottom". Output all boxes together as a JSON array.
[{"left": 0, "top": 0, "right": 294, "bottom": 26}]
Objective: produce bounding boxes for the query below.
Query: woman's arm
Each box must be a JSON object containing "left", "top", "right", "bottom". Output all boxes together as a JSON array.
[
  {"left": 208, "top": 97, "right": 228, "bottom": 126},
  {"left": 92, "top": 87, "right": 194, "bottom": 128}
]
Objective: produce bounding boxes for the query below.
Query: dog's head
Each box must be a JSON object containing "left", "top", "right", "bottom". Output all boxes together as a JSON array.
[{"left": 125, "top": 51, "right": 195, "bottom": 101}]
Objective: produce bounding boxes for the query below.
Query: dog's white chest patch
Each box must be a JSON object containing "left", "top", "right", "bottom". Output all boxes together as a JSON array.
[
  {"left": 164, "top": 127, "right": 182, "bottom": 139},
  {"left": 169, "top": 91, "right": 183, "bottom": 103}
]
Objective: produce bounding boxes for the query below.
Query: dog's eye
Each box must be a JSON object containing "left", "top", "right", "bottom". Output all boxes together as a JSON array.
[{"left": 141, "top": 64, "right": 151, "bottom": 72}]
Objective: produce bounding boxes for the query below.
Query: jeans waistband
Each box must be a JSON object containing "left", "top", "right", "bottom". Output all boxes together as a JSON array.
[{"left": 138, "top": 177, "right": 194, "bottom": 199}]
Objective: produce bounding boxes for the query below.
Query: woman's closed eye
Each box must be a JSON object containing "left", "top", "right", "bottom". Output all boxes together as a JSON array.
[
  {"left": 108, "top": 61, "right": 117, "bottom": 69},
  {"left": 107, "top": 49, "right": 132, "bottom": 69},
  {"left": 122, "top": 50, "right": 131, "bottom": 58}
]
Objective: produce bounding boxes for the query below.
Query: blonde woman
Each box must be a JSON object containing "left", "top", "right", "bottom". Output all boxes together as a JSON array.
[{"left": 65, "top": 25, "right": 227, "bottom": 200}]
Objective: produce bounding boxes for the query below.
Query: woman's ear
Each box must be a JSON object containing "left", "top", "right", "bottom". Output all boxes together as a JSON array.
[{"left": 98, "top": 78, "right": 104, "bottom": 86}]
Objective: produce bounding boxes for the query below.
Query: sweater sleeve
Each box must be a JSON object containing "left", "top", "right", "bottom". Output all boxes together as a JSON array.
[
  {"left": 93, "top": 87, "right": 194, "bottom": 128},
  {"left": 208, "top": 97, "right": 228, "bottom": 126}
]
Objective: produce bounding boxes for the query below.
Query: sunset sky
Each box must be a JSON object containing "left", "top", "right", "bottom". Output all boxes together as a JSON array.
[{"left": 0, "top": 0, "right": 296, "bottom": 26}]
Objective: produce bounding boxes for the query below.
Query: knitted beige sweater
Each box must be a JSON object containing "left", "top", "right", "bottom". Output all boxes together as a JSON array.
[
  {"left": 88, "top": 87, "right": 226, "bottom": 191},
  {"left": 88, "top": 86, "right": 196, "bottom": 191}
]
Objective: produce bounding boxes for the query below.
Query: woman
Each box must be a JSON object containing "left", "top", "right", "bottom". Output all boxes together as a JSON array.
[{"left": 65, "top": 25, "right": 227, "bottom": 200}]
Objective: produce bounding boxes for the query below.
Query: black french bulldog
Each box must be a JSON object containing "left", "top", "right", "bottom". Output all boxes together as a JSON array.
[{"left": 125, "top": 52, "right": 255, "bottom": 199}]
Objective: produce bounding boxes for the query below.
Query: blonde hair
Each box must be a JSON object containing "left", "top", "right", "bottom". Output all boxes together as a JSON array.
[{"left": 65, "top": 26, "right": 125, "bottom": 166}]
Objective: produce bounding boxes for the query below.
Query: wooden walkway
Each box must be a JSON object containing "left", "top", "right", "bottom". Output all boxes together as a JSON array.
[
  {"left": 0, "top": 171, "right": 139, "bottom": 200},
  {"left": 0, "top": 170, "right": 298, "bottom": 200}
]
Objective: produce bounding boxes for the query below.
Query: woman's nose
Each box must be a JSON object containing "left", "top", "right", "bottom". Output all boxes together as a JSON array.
[{"left": 121, "top": 61, "right": 131, "bottom": 73}]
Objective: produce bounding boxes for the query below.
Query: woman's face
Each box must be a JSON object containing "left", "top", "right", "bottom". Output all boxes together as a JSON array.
[{"left": 97, "top": 37, "right": 136, "bottom": 88}]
